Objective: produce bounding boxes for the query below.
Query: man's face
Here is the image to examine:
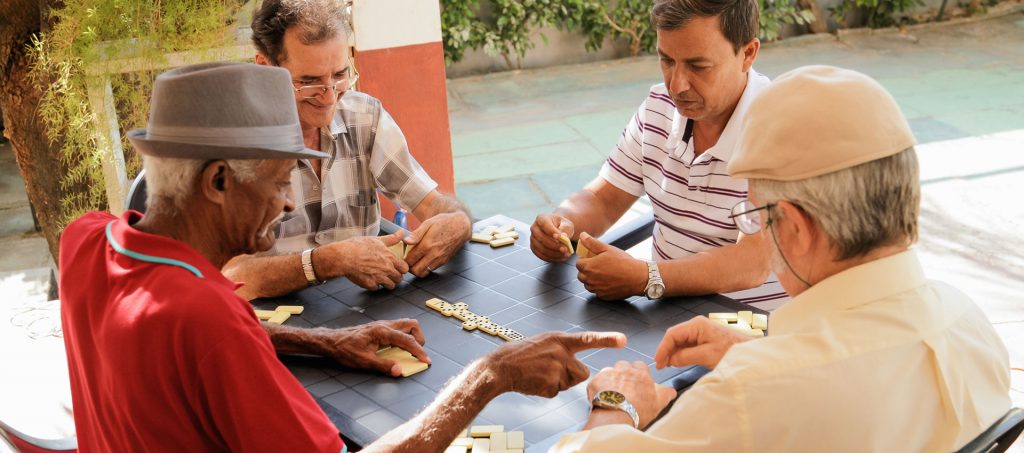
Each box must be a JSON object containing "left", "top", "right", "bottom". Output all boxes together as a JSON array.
[
  {"left": 656, "top": 16, "right": 755, "bottom": 123},
  {"left": 750, "top": 191, "right": 802, "bottom": 297},
  {"left": 226, "top": 160, "right": 296, "bottom": 255},
  {"left": 275, "top": 28, "right": 351, "bottom": 131}
]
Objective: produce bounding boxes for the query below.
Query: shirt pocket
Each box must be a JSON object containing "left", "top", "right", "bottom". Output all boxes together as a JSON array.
[{"left": 345, "top": 190, "right": 380, "bottom": 231}]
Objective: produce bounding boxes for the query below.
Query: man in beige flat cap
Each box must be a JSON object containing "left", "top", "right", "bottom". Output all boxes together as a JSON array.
[
  {"left": 530, "top": 0, "right": 787, "bottom": 309},
  {"left": 60, "top": 62, "right": 624, "bottom": 452},
  {"left": 549, "top": 65, "right": 1011, "bottom": 452},
  {"left": 224, "top": 0, "right": 472, "bottom": 300}
]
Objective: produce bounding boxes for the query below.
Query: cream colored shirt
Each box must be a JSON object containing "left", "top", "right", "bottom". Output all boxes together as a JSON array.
[{"left": 552, "top": 251, "right": 1011, "bottom": 452}]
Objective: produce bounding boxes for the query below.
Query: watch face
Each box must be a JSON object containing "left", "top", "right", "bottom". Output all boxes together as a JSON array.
[
  {"left": 598, "top": 390, "right": 626, "bottom": 405},
  {"left": 647, "top": 283, "right": 665, "bottom": 299}
]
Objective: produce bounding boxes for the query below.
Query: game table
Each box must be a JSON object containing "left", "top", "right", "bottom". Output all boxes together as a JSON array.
[{"left": 256, "top": 215, "right": 768, "bottom": 451}]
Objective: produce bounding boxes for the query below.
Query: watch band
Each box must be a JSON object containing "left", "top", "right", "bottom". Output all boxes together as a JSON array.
[
  {"left": 301, "top": 248, "right": 321, "bottom": 285},
  {"left": 591, "top": 392, "right": 641, "bottom": 429},
  {"left": 645, "top": 260, "right": 665, "bottom": 299}
]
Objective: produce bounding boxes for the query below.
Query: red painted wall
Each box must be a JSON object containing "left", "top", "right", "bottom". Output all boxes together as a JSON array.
[{"left": 355, "top": 41, "right": 453, "bottom": 228}]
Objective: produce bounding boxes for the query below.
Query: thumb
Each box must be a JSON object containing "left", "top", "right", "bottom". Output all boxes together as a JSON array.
[
  {"left": 580, "top": 232, "right": 610, "bottom": 255},
  {"left": 380, "top": 229, "right": 405, "bottom": 246}
]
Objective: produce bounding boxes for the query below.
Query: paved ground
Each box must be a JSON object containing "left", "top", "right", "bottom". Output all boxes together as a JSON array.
[{"left": 0, "top": 7, "right": 1022, "bottom": 449}]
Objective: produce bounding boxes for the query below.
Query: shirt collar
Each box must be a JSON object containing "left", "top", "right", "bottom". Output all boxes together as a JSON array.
[
  {"left": 770, "top": 249, "right": 926, "bottom": 335},
  {"left": 668, "top": 69, "right": 770, "bottom": 162},
  {"left": 108, "top": 210, "right": 240, "bottom": 290}
]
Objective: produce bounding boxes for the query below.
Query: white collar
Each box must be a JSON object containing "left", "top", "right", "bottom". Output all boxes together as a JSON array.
[{"left": 667, "top": 69, "right": 771, "bottom": 161}]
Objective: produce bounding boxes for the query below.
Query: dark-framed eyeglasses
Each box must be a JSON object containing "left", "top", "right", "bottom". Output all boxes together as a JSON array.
[
  {"left": 729, "top": 200, "right": 776, "bottom": 235},
  {"left": 293, "top": 69, "right": 360, "bottom": 99}
]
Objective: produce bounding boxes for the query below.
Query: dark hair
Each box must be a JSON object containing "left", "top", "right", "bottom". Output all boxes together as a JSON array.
[
  {"left": 251, "top": 0, "right": 350, "bottom": 65},
  {"left": 650, "top": 0, "right": 759, "bottom": 53}
]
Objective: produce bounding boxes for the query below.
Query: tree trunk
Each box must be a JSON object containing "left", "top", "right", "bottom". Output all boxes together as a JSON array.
[
  {"left": 0, "top": 0, "right": 80, "bottom": 266},
  {"left": 799, "top": 0, "right": 830, "bottom": 34}
]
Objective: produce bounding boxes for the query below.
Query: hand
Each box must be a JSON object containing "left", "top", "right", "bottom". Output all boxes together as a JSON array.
[
  {"left": 654, "top": 316, "right": 751, "bottom": 369},
  {"left": 313, "top": 319, "right": 430, "bottom": 377},
  {"left": 530, "top": 213, "right": 575, "bottom": 262},
  {"left": 587, "top": 361, "right": 677, "bottom": 429},
  {"left": 483, "top": 331, "right": 626, "bottom": 398},
  {"left": 317, "top": 231, "right": 409, "bottom": 290},
  {"left": 404, "top": 211, "right": 472, "bottom": 278},
  {"left": 575, "top": 233, "right": 647, "bottom": 300}
]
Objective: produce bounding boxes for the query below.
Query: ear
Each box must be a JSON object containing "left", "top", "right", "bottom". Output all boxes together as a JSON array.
[
  {"left": 740, "top": 38, "right": 760, "bottom": 72},
  {"left": 774, "top": 201, "right": 815, "bottom": 257},
  {"left": 254, "top": 52, "right": 271, "bottom": 66},
  {"left": 199, "top": 160, "right": 230, "bottom": 205}
]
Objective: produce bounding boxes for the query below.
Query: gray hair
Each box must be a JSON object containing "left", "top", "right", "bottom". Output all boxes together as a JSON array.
[
  {"left": 142, "top": 156, "right": 266, "bottom": 215},
  {"left": 251, "top": 0, "right": 351, "bottom": 65},
  {"left": 750, "top": 148, "right": 921, "bottom": 260}
]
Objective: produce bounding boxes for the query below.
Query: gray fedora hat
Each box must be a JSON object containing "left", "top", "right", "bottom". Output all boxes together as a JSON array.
[{"left": 127, "top": 61, "right": 328, "bottom": 160}]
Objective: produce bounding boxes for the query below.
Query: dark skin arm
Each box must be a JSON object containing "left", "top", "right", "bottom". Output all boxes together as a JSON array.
[
  {"left": 363, "top": 331, "right": 627, "bottom": 453},
  {"left": 263, "top": 319, "right": 429, "bottom": 377}
]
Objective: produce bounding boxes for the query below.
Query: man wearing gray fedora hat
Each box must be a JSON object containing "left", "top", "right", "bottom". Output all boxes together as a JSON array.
[
  {"left": 59, "top": 61, "right": 624, "bottom": 452},
  {"left": 221, "top": 0, "right": 473, "bottom": 300}
]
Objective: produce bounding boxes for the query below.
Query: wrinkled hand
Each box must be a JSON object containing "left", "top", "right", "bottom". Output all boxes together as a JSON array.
[
  {"left": 318, "top": 231, "right": 409, "bottom": 290},
  {"left": 575, "top": 233, "right": 647, "bottom": 300},
  {"left": 484, "top": 331, "right": 626, "bottom": 398},
  {"left": 654, "top": 316, "right": 751, "bottom": 370},
  {"left": 588, "top": 361, "right": 677, "bottom": 429},
  {"left": 404, "top": 212, "right": 472, "bottom": 278},
  {"left": 530, "top": 213, "right": 575, "bottom": 262},
  {"left": 315, "top": 319, "right": 429, "bottom": 377}
]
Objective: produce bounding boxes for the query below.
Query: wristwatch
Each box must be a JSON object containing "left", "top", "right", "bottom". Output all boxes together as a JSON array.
[
  {"left": 591, "top": 390, "right": 640, "bottom": 429},
  {"left": 644, "top": 260, "right": 665, "bottom": 299},
  {"left": 301, "top": 248, "right": 322, "bottom": 286}
]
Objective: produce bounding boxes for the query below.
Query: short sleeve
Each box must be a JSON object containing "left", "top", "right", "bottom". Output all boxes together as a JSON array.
[
  {"left": 598, "top": 99, "right": 648, "bottom": 198},
  {"left": 369, "top": 108, "right": 439, "bottom": 212}
]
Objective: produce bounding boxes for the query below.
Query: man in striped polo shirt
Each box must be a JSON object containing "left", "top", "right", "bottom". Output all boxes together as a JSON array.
[{"left": 531, "top": 0, "right": 787, "bottom": 310}]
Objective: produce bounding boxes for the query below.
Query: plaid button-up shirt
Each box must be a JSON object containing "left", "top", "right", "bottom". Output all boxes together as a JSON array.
[{"left": 269, "top": 91, "right": 437, "bottom": 254}]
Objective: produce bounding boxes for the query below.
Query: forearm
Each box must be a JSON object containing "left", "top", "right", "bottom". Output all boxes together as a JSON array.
[
  {"left": 660, "top": 239, "right": 771, "bottom": 296},
  {"left": 262, "top": 323, "right": 335, "bottom": 355},
  {"left": 363, "top": 360, "right": 504, "bottom": 453},
  {"left": 414, "top": 191, "right": 472, "bottom": 223},
  {"left": 223, "top": 254, "right": 308, "bottom": 300},
  {"left": 553, "top": 189, "right": 620, "bottom": 240}
]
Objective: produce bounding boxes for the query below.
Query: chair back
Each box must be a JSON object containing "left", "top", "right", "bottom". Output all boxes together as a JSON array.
[
  {"left": 955, "top": 407, "right": 1024, "bottom": 453},
  {"left": 0, "top": 420, "right": 77, "bottom": 453},
  {"left": 125, "top": 170, "right": 148, "bottom": 213}
]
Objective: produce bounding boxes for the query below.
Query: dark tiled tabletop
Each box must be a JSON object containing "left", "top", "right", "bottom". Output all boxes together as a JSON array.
[{"left": 257, "top": 215, "right": 767, "bottom": 451}]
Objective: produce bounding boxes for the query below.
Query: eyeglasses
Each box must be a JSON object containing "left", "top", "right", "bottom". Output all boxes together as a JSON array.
[
  {"left": 729, "top": 200, "right": 776, "bottom": 234},
  {"left": 293, "top": 69, "right": 360, "bottom": 99}
]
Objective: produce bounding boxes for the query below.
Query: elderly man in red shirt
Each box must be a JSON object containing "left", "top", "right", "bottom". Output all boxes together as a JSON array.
[{"left": 59, "top": 62, "right": 625, "bottom": 452}]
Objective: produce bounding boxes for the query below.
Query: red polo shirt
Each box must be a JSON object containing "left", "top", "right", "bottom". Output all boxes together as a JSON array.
[{"left": 59, "top": 211, "right": 344, "bottom": 452}]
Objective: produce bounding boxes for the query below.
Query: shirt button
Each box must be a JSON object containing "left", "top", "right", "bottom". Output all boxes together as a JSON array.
[{"left": 315, "top": 233, "right": 326, "bottom": 242}]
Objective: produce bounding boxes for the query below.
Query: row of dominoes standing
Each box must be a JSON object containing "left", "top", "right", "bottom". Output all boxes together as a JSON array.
[
  {"left": 426, "top": 298, "right": 526, "bottom": 342},
  {"left": 709, "top": 311, "right": 768, "bottom": 337},
  {"left": 470, "top": 225, "right": 519, "bottom": 248},
  {"left": 446, "top": 425, "right": 524, "bottom": 453}
]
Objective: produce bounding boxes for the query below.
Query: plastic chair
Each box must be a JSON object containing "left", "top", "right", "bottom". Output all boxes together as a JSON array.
[
  {"left": 955, "top": 407, "right": 1024, "bottom": 453},
  {"left": 0, "top": 419, "right": 76, "bottom": 453},
  {"left": 124, "top": 170, "right": 147, "bottom": 213}
]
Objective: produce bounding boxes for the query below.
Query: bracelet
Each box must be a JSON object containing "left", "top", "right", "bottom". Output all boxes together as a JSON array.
[{"left": 301, "top": 248, "right": 321, "bottom": 286}]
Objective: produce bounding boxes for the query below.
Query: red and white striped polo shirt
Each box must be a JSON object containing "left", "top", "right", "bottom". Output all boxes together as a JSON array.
[{"left": 599, "top": 69, "right": 789, "bottom": 310}]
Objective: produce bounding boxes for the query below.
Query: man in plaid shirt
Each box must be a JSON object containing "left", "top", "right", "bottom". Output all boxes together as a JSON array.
[{"left": 225, "top": 0, "right": 472, "bottom": 300}]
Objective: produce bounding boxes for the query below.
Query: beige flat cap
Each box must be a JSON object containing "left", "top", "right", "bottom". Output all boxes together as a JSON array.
[{"left": 728, "top": 65, "right": 916, "bottom": 181}]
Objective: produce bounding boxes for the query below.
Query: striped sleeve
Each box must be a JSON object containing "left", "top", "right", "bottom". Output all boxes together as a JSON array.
[{"left": 599, "top": 98, "right": 648, "bottom": 198}]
